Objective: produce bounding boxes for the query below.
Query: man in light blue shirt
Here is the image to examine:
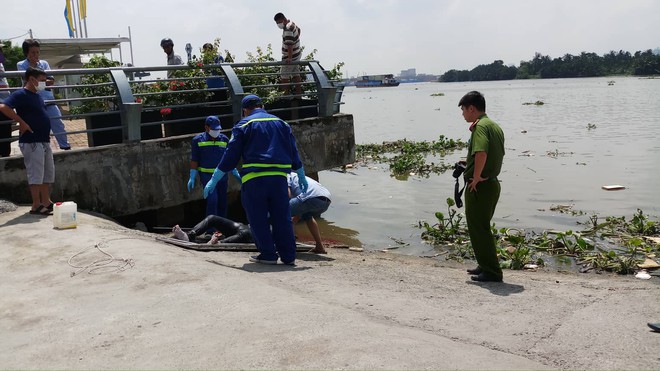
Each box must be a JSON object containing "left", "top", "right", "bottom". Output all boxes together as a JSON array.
[
  {"left": 288, "top": 172, "right": 332, "bottom": 254},
  {"left": 17, "top": 39, "right": 70, "bottom": 150}
]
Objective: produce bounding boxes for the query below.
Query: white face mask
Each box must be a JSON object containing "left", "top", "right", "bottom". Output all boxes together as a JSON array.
[
  {"left": 36, "top": 81, "right": 47, "bottom": 91},
  {"left": 208, "top": 129, "right": 221, "bottom": 138},
  {"left": 277, "top": 22, "right": 285, "bottom": 29}
]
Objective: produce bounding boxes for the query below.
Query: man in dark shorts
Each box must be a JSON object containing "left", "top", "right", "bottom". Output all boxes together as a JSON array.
[
  {"left": 172, "top": 215, "right": 252, "bottom": 244},
  {"left": 0, "top": 67, "right": 55, "bottom": 215}
]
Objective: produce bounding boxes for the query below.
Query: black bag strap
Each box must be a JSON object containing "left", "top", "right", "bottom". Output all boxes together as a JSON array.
[{"left": 454, "top": 178, "right": 466, "bottom": 208}]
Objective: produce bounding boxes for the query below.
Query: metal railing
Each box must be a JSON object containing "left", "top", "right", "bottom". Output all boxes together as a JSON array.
[{"left": 0, "top": 60, "right": 344, "bottom": 148}]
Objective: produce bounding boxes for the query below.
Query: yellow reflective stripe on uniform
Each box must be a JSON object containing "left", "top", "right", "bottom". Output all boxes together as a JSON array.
[
  {"left": 197, "top": 167, "right": 217, "bottom": 173},
  {"left": 240, "top": 117, "right": 288, "bottom": 127},
  {"left": 242, "top": 163, "right": 291, "bottom": 169},
  {"left": 197, "top": 141, "right": 227, "bottom": 147},
  {"left": 242, "top": 171, "right": 287, "bottom": 183}
]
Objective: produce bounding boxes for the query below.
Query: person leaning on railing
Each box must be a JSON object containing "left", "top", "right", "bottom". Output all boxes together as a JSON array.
[
  {"left": 17, "top": 39, "right": 71, "bottom": 150},
  {"left": 0, "top": 43, "right": 11, "bottom": 157},
  {"left": 202, "top": 43, "right": 227, "bottom": 101},
  {"left": 160, "top": 38, "right": 183, "bottom": 78}
]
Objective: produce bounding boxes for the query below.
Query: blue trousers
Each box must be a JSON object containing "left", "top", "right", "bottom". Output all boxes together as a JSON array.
[
  {"left": 241, "top": 175, "right": 296, "bottom": 263},
  {"left": 200, "top": 172, "right": 228, "bottom": 218},
  {"left": 46, "top": 105, "right": 70, "bottom": 149}
]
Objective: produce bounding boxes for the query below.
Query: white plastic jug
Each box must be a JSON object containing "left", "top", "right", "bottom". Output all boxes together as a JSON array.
[{"left": 53, "top": 201, "right": 77, "bottom": 229}]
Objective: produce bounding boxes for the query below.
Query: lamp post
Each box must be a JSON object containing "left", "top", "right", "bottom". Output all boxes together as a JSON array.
[{"left": 185, "top": 43, "right": 192, "bottom": 62}]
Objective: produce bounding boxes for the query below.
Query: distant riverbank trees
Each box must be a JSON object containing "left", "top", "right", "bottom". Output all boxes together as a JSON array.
[{"left": 439, "top": 49, "right": 660, "bottom": 82}]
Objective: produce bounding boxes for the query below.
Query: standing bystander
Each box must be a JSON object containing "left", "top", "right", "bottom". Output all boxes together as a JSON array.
[
  {"left": 458, "top": 91, "right": 505, "bottom": 282},
  {"left": 160, "top": 38, "right": 183, "bottom": 78},
  {"left": 0, "top": 43, "right": 12, "bottom": 157},
  {"left": 204, "top": 94, "right": 308, "bottom": 265},
  {"left": 17, "top": 39, "right": 71, "bottom": 150},
  {"left": 274, "top": 12, "right": 302, "bottom": 96},
  {"left": 202, "top": 43, "right": 226, "bottom": 101},
  {"left": 187, "top": 116, "right": 240, "bottom": 218},
  {"left": 0, "top": 67, "right": 56, "bottom": 215}
]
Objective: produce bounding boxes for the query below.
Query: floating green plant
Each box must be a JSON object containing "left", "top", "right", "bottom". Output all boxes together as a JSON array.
[
  {"left": 419, "top": 201, "right": 660, "bottom": 274},
  {"left": 523, "top": 100, "right": 545, "bottom": 105},
  {"left": 356, "top": 136, "right": 467, "bottom": 178}
]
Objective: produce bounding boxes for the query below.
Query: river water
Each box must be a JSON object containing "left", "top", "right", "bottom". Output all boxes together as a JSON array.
[{"left": 306, "top": 77, "right": 660, "bottom": 256}]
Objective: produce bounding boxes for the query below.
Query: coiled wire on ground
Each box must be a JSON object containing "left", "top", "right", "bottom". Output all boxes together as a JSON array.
[{"left": 68, "top": 237, "right": 137, "bottom": 277}]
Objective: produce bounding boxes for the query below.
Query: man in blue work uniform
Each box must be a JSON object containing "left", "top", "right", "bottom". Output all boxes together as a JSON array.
[
  {"left": 187, "top": 116, "right": 240, "bottom": 218},
  {"left": 204, "top": 94, "right": 308, "bottom": 265}
]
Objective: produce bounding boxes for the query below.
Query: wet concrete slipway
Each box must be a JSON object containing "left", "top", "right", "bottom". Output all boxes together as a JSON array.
[{"left": 1, "top": 202, "right": 658, "bottom": 370}]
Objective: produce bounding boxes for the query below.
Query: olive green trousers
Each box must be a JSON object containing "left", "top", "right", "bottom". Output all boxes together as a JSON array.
[{"left": 465, "top": 179, "right": 502, "bottom": 280}]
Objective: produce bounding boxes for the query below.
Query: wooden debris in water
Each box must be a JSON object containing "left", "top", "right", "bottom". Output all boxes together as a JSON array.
[
  {"left": 643, "top": 236, "right": 660, "bottom": 245},
  {"left": 637, "top": 258, "right": 660, "bottom": 269},
  {"left": 601, "top": 185, "right": 625, "bottom": 191}
]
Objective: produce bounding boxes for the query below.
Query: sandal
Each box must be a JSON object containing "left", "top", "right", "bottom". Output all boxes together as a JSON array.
[
  {"left": 46, "top": 202, "right": 55, "bottom": 211},
  {"left": 29, "top": 205, "right": 52, "bottom": 216}
]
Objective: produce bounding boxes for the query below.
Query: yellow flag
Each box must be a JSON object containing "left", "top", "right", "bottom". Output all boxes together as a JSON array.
[
  {"left": 78, "top": 0, "right": 87, "bottom": 19},
  {"left": 65, "top": 0, "right": 76, "bottom": 36}
]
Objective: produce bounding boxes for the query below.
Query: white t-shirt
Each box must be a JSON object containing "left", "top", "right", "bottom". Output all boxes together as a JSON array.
[{"left": 288, "top": 173, "right": 331, "bottom": 202}]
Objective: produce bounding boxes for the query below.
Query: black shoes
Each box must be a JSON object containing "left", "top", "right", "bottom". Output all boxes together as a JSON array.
[
  {"left": 470, "top": 273, "right": 503, "bottom": 282},
  {"left": 466, "top": 266, "right": 482, "bottom": 275}
]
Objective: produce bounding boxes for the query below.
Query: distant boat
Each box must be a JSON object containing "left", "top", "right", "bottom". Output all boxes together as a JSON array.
[{"left": 355, "top": 74, "right": 400, "bottom": 88}]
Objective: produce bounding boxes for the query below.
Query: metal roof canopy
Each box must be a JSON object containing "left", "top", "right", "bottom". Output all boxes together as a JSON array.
[{"left": 35, "top": 37, "right": 130, "bottom": 67}]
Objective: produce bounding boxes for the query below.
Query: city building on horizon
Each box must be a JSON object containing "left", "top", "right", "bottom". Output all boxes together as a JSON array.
[{"left": 400, "top": 68, "right": 417, "bottom": 78}]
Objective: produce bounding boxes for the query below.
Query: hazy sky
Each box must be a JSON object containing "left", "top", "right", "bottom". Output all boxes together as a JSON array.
[{"left": 2, "top": 0, "right": 659, "bottom": 76}]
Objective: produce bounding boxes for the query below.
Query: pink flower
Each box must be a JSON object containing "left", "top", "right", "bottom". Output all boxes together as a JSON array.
[{"left": 160, "top": 108, "right": 172, "bottom": 118}]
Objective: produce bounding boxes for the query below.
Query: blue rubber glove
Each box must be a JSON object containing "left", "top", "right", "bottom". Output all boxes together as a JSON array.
[
  {"left": 231, "top": 168, "right": 242, "bottom": 183},
  {"left": 187, "top": 169, "right": 198, "bottom": 192},
  {"left": 295, "top": 167, "right": 308, "bottom": 194},
  {"left": 203, "top": 169, "right": 226, "bottom": 199}
]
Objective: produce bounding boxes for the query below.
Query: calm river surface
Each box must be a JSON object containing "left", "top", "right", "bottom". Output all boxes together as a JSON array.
[{"left": 304, "top": 77, "right": 660, "bottom": 256}]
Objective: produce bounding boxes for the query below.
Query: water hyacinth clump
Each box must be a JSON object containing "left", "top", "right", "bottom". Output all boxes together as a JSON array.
[
  {"left": 419, "top": 200, "right": 660, "bottom": 275},
  {"left": 356, "top": 136, "right": 467, "bottom": 178}
]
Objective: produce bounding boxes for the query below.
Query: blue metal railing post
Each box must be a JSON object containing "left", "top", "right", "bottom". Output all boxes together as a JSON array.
[
  {"left": 307, "top": 61, "right": 337, "bottom": 117},
  {"left": 220, "top": 64, "right": 245, "bottom": 124},
  {"left": 110, "top": 68, "right": 141, "bottom": 142}
]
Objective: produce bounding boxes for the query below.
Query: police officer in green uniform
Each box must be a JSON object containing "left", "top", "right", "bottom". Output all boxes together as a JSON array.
[{"left": 458, "top": 91, "right": 505, "bottom": 282}]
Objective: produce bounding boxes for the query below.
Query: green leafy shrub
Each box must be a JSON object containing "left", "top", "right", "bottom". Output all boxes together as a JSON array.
[{"left": 70, "top": 55, "right": 121, "bottom": 114}]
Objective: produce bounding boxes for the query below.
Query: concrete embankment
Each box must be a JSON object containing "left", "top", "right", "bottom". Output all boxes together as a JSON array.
[{"left": 0, "top": 205, "right": 658, "bottom": 369}]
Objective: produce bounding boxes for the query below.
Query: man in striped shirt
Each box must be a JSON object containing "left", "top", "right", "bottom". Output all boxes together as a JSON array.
[{"left": 274, "top": 12, "right": 302, "bottom": 96}]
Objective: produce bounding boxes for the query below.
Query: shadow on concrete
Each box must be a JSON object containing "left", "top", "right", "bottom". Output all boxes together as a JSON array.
[
  {"left": 296, "top": 253, "right": 335, "bottom": 262},
  {"left": 205, "top": 259, "right": 314, "bottom": 273},
  {"left": 204, "top": 251, "right": 334, "bottom": 273},
  {"left": 467, "top": 280, "right": 525, "bottom": 296},
  {"left": 0, "top": 212, "right": 49, "bottom": 229}
]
